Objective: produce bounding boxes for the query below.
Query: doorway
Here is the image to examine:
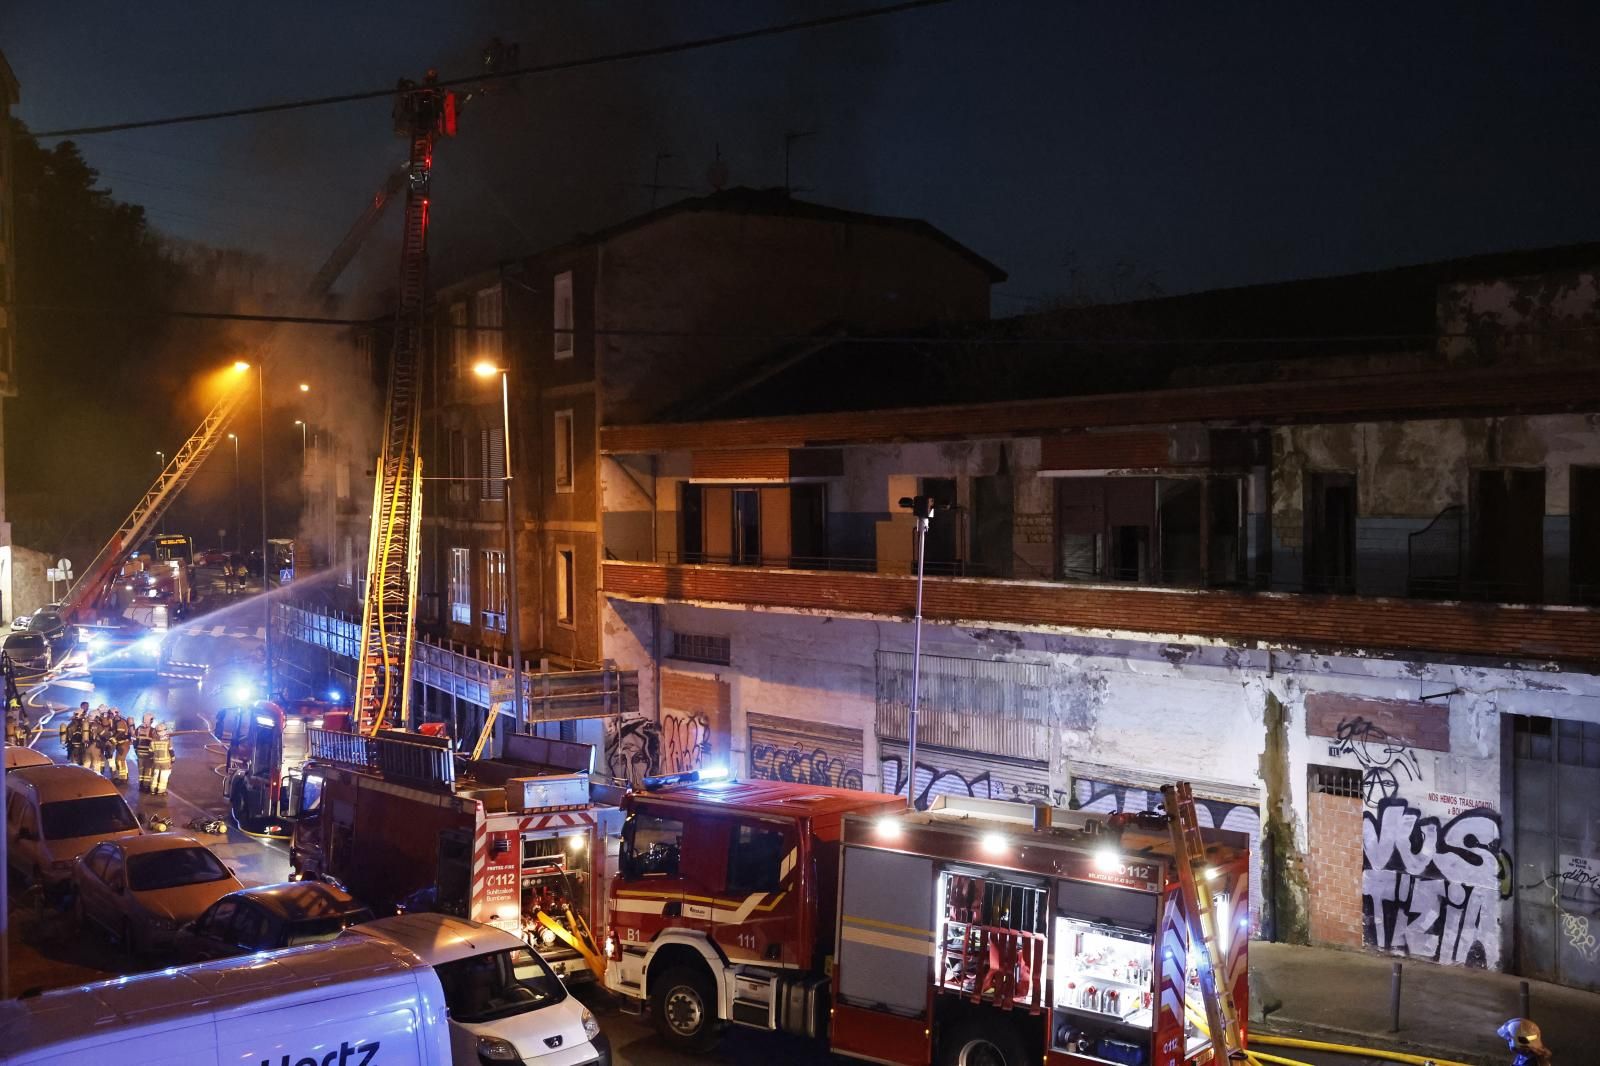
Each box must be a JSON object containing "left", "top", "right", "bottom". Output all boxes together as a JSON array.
[
  {"left": 1470, "top": 468, "right": 1544, "bottom": 602},
  {"left": 1511, "top": 714, "right": 1600, "bottom": 991},
  {"left": 1304, "top": 472, "right": 1356, "bottom": 593}
]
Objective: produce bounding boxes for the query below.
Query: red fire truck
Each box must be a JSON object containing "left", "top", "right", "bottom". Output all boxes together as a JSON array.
[
  {"left": 605, "top": 778, "right": 1248, "bottom": 1066},
  {"left": 214, "top": 698, "right": 352, "bottom": 835},
  {"left": 289, "top": 729, "right": 622, "bottom": 981}
]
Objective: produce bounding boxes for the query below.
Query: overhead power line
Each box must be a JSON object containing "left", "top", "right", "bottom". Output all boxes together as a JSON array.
[
  {"left": 33, "top": 0, "right": 956, "bottom": 139},
  {"left": 10, "top": 300, "right": 1600, "bottom": 347}
]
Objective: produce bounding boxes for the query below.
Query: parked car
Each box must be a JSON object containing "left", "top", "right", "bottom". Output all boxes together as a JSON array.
[
  {"left": 173, "top": 880, "right": 375, "bottom": 963},
  {"left": 4, "top": 764, "right": 141, "bottom": 898},
  {"left": 198, "top": 547, "right": 231, "bottom": 567},
  {"left": 2, "top": 631, "right": 52, "bottom": 672},
  {"left": 81, "top": 618, "right": 163, "bottom": 681},
  {"left": 10, "top": 614, "right": 31, "bottom": 631},
  {"left": 343, "top": 914, "right": 607, "bottom": 1066},
  {"left": 4, "top": 745, "right": 52, "bottom": 772},
  {"left": 0, "top": 935, "right": 456, "bottom": 1066},
  {"left": 73, "top": 833, "right": 244, "bottom": 957}
]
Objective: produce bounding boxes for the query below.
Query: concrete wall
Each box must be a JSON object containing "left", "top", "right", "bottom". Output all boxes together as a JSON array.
[
  {"left": 599, "top": 589, "right": 1600, "bottom": 976},
  {"left": 1271, "top": 413, "right": 1600, "bottom": 600}
]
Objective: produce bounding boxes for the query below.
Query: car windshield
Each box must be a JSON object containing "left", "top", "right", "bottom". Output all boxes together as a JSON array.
[
  {"left": 127, "top": 846, "right": 230, "bottom": 892},
  {"left": 39, "top": 795, "right": 138, "bottom": 840},
  {"left": 434, "top": 947, "right": 566, "bottom": 1023},
  {"left": 284, "top": 910, "right": 375, "bottom": 947},
  {"left": 5, "top": 635, "right": 46, "bottom": 653}
]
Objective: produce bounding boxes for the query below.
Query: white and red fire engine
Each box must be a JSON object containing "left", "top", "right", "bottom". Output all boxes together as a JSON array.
[
  {"left": 605, "top": 775, "right": 1248, "bottom": 1066},
  {"left": 289, "top": 729, "right": 621, "bottom": 980}
]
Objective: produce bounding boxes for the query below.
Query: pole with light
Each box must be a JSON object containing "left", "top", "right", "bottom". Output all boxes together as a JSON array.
[
  {"left": 897, "top": 493, "right": 939, "bottom": 809},
  {"left": 156, "top": 450, "right": 165, "bottom": 471},
  {"left": 235, "top": 360, "right": 272, "bottom": 700},
  {"left": 474, "top": 360, "right": 524, "bottom": 737},
  {"left": 227, "top": 433, "right": 241, "bottom": 560},
  {"left": 294, "top": 420, "right": 308, "bottom": 465}
]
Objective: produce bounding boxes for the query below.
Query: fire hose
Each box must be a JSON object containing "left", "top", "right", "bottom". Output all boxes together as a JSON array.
[
  {"left": 532, "top": 904, "right": 608, "bottom": 980},
  {"left": 1185, "top": 1000, "right": 1474, "bottom": 1066}
]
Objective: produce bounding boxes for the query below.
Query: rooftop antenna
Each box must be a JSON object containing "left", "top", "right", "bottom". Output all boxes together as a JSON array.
[
  {"left": 784, "top": 129, "right": 816, "bottom": 196},
  {"left": 638, "top": 150, "right": 693, "bottom": 210}
]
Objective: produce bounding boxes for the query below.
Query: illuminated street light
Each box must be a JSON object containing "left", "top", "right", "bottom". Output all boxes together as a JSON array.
[
  {"left": 474, "top": 361, "right": 523, "bottom": 729},
  {"left": 298, "top": 382, "right": 310, "bottom": 393},
  {"left": 232, "top": 360, "right": 251, "bottom": 373},
  {"left": 294, "top": 420, "right": 307, "bottom": 464}
]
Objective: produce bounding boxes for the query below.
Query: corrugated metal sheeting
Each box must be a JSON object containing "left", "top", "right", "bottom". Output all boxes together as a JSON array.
[{"left": 875, "top": 651, "right": 1048, "bottom": 760}]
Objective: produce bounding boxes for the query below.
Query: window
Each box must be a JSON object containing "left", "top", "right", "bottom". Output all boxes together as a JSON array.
[
  {"left": 446, "top": 301, "right": 467, "bottom": 380},
  {"left": 554, "top": 410, "right": 574, "bottom": 492},
  {"left": 553, "top": 271, "right": 574, "bottom": 358},
  {"left": 1055, "top": 476, "right": 1243, "bottom": 587},
  {"left": 436, "top": 947, "right": 566, "bottom": 1023},
  {"left": 340, "top": 535, "right": 354, "bottom": 587},
  {"left": 229, "top": 903, "right": 271, "bottom": 949},
  {"left": 672, "top": 632, "right": 730, "bottom": 666},
  {"left": 1308, "top": 764, "right": 1362, "bottom": 798},
  {"left": 335, "top": 459, "right": 350, "bottom": 501},
  {"left": 128, "top": 847, "right": 231, "bottom": 891},
  {"left": 1469, "top": 468, "right": 1545, "bottom": 603},
  {"left": 475, "top": 284, "right": 503, "bottom": 362},
  {"left": 556, "top": 547, "right": 575, "bottom": 626},
  {"left": 1570, "top": 467, "right": 1600, "bottom": 605},
  {"left": 447, "top": 428, "right": 468, "bottom": 504},
  {"left": 200, "top": 899, "right": 237, "bottom": 940},
  {"left": 480, "top": 426, "right": 506, "bottom": 500},
  {"left": 726, "top": 823, "right": 786, "bottom": 895},
  {"left": 1305, "top": 472, "right": 1356, "bottom": 594},
  {"left": 733, "top": 489, "right": 761, "bottom": 565},
  {"left": 449, "top": 547, "right": 471, "bottom": 624},
  {"left": 482, "top": 549, "right": 507, "bottom": 632},
  {"left": 621, "top": 811, "right": 684, "bottom": 878}
]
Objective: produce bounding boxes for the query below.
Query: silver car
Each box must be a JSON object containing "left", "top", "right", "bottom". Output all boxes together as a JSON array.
[{"left": 73, "top": 833, "right": 243, "bottom": 957}]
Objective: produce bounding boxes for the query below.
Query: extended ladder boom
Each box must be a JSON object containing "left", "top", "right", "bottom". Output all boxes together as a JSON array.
[
  {"left": 61, "top": 169, "right": 409, "bottom": 627},
  {"left": 1162, "top": 782, "right": 1244, "bottom": 1060},
  {"left": 357, "top": 78, "right": 452, "bottom": 733}
]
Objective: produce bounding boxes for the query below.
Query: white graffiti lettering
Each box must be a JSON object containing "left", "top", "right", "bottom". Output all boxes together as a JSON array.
[{"left": 1362, "top": 797, "right": 1500, "bottom": 967}]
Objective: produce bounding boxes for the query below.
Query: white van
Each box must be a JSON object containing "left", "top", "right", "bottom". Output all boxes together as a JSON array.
[
  {"left": 343, "top": 914, "right": 610, "bottom": 1066},
  {"left": 5, "top": 764, "right": 141, "bottom": 897},
  {"left": 0, "top": 936, "right": 452, "bottom": 1066}
]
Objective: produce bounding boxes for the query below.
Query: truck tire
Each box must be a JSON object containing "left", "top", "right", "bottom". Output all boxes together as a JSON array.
[
  {"left": 651, "top": 964, "right": 719, "bottom": 1052},
  {"left": 937, "top": 1017, "right": 1029, "bottom": 1066}
]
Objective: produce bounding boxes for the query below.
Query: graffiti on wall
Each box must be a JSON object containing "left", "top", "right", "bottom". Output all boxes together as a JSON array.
[
  {"left": 1330, "top": 716, "right": 1421, "bottom": 808},
  {"left": 1070, "top": 776, "right": 1263, "bottom": 933},
  {"left": 748, "top": 713, "right": 865, "bottom": 790},
  {"left": 879, "top": 742, "right": 1049, "bottom": 810},
  {"left": 1362, "top": 796, "right": 1501, "bottom": 966},
  {"left": 661, "top": 707, "right": 713, "bottom": 775},
  {"left": 604, "top": 713, "right": 661, "bottom": 789}
]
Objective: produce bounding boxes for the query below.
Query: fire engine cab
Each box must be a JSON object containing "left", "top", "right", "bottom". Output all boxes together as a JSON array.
[
  {"left": 214, "top": 698, "right": 350, "bottom": 835},
  {"left": 290, "top": 729, "right": 621, "bottom": 982},
  {"left": 606, "top": 777, "right": 1248, "bottom": 1066}
]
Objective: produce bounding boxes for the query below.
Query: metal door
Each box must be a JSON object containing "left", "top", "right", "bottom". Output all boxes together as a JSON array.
[{"left": 1513, "top": 714, "right": 1600, "bottom": 990}]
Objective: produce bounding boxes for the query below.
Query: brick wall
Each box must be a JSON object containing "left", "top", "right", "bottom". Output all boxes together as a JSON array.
[{"left": 1307, "top": 790, "right": 1365, "bottom": 948}]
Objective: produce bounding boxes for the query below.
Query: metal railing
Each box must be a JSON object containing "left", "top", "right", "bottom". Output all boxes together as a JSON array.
[{"left": 275, "top": 602, "right": 637, "bottom": 724}]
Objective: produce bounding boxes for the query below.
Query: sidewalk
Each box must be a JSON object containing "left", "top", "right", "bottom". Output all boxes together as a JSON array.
[{"left": 1251, "top": 941, "right": 1600, "bottom": 1065}]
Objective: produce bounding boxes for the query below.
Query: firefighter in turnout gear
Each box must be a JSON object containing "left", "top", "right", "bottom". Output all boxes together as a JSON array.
[
  {"left": 111, "top": 709, "right": 133, "bottom": 782},
  {"left": 149, "top": 723, "right": 174, "bottom": 795},
  {"left": 86, "top": 707, "right": 110, "bottom": 774},
  {"left": 61, "top": 703, "right": 89, "bottom": 765},
  {"left": 4, "top": 704, "right": 21, "bottom": 746},
  {"left": 135, "top": 712, "right": 156, "bottom": 792}
]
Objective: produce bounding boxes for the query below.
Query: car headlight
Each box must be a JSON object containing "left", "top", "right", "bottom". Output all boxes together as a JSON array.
[
  {"left": 474, "top": 1036, "right": 519, "bottom": 1063},
  {"left": 582, "top": 1007, "right": 601, "bottom": 1041}
]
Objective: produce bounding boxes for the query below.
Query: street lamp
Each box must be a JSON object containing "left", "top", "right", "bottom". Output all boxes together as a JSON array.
[
  {"left": 897, "top": 493, "right": 940, "bottom": 809},
  {"left": 156, "top": 450, "right": 165, "bottom": 471},
  {"left": 233, "top": 360, "right": 272, "bottom": 699},
  {"left": 294, "top": 420, "right": 307, "bottom": 465},
  {"left": 473, "top": 359, "right": 524, "bottom": 734},
  {"left": 298, "top": 382, "right": 310, "bottom": 393},
  {"left": 227, "top": 434, "right": 241, "bottom": 559}
]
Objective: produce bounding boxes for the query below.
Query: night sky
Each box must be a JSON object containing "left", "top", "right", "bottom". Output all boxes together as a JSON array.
[{"left": 5, "top": 2, "right": 1600, "bottom": 311}]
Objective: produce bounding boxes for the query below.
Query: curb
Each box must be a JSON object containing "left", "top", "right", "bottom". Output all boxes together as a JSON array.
[{"left": 1256, "top": 1016, "right": 1499, "bottom": 1066}]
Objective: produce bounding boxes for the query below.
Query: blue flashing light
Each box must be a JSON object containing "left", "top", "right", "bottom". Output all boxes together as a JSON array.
[
  {"left": 327, "top": 688, "right": 342, "bottom": 703},
  {"left": 229, "top": 683, "right": 256, "bottom": 705}
]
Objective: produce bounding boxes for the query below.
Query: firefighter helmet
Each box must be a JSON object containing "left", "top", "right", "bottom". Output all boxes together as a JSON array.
[{"left": 1498, "top": 1018, "right": 1550, "bottom": 1057}]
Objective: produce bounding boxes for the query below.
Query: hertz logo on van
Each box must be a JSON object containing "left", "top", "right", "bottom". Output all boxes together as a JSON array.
[{"left": 261, "top": 1040, "right": 379, "bottom": 1066}]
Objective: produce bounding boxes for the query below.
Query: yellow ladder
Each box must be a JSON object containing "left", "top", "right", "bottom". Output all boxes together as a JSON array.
[{"left": 1161, "top": 782, "right": 1244, "bottom": 1060}]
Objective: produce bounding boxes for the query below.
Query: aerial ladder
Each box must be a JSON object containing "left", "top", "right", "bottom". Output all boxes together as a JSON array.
[
  {"left": 1162, "top": 782, "right": 1246, "bottom": 1061},
  {"left": 59, "top": 167, "right": 411, "bottom": 629},
  {"left": 356, "top": 75, "right": 456, "bottom": 734}
]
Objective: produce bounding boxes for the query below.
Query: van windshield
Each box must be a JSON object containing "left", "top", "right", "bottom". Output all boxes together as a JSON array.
[
  {"left": 434, "top": 947, "right": 566, "bottom": 1023},
  {"left": 40, "top": 795, "right": 137, "bottom": 840}
]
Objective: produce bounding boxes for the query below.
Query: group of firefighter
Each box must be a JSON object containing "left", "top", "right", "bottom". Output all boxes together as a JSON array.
[{"left": 57, "top": 701, "right": 174, "bottom": 793}]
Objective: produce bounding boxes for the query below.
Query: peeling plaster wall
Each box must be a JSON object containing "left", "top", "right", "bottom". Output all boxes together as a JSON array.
[
  {"left": 600, "top": 593, "right": 1600, "bottom": 976},
  {"left": 1273, "top": 413, "right": 1600, "bottom": 599}
]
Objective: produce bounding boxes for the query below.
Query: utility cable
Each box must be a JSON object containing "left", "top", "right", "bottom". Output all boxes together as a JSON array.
[
  {"left": 8, "top": 300, "right": 1600, "bottom": 348},
  {"left": 33, "top": 0, "right": 956, "bottom": 139}
]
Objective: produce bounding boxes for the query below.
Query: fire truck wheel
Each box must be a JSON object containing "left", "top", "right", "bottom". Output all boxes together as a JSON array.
[
  {"left": 651, "top": 965, "right": 718, "bottom": 1051},
  {"left": 937, "top": 1018, "right": 1029, "bottom": 1066}
]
